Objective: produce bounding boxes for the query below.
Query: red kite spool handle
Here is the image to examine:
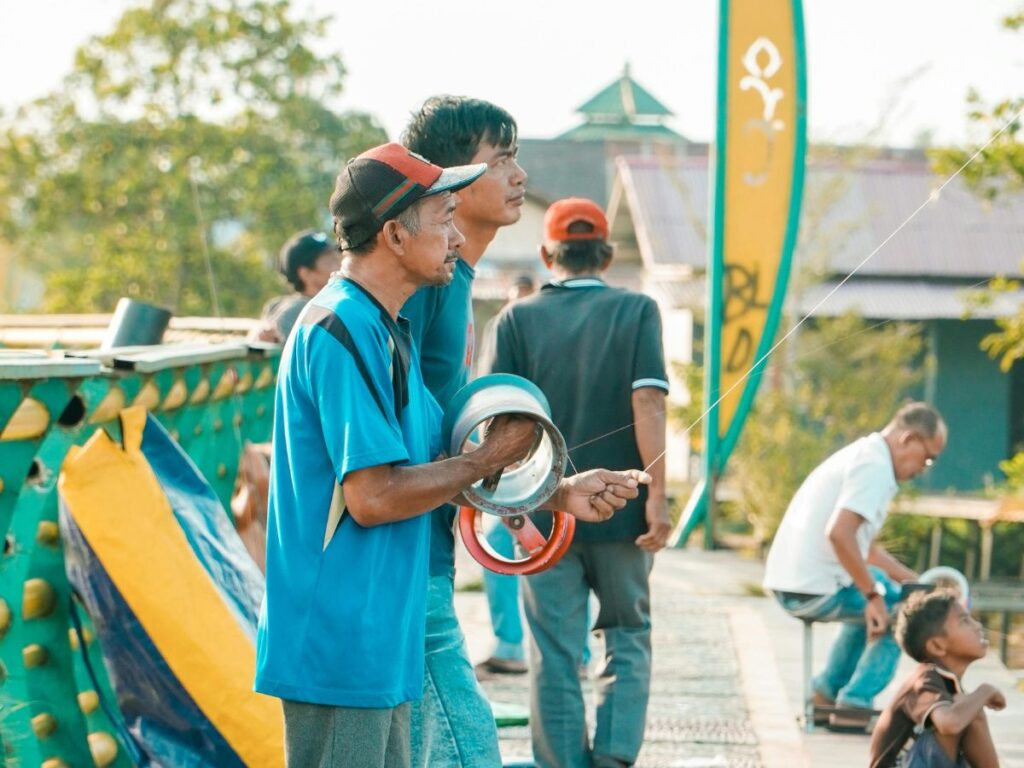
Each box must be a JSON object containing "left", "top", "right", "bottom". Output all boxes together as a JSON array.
[{"left": 459, "top": 506, "right": 575, "bottom": 576}]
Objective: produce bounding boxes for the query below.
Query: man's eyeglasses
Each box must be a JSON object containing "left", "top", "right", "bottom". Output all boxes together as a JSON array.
[{"left": 909, "top": 433, "right": 937, "bottom": 468}]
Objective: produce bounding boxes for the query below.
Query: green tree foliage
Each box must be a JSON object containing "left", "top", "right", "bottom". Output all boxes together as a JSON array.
[
  {"left": 931, "top": 11, "right": 1023, "bottom": 200},
  {"left": 675, "top": 314, "right": 924, "bottom": 544},
  {"left": 931, "top": 9, "right": 1023, "bottom": 370},
  {"left": 933, "top": 8, "right": 1024, "bottom": 492},
  {"left": 0, "top": 0, "right": 386, "bottom": 315}
]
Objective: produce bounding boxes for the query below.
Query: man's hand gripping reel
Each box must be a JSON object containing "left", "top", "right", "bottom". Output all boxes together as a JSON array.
[{"left": 443, "top": 374, "right": 573, "bottom": 576}]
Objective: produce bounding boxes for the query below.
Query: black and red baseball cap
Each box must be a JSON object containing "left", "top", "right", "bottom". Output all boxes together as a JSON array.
[{"left": 330, "top": 142, "right": 486, "bottom": 251}]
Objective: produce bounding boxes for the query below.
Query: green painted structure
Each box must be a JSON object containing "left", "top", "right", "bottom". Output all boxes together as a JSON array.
[
  {"left": 0, "top": 344, "right": 279, "bottom": 767},
  {"left": 913, "top": 319, "right": 1018, "bottom": 494}
]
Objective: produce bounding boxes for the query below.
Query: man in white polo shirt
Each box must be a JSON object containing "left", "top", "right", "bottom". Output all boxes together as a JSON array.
[{"left": 763, "top": 402, "right": 946, "bottom": 724}]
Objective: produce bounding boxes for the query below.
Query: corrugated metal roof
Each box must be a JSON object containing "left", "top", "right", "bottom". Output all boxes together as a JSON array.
[
  {"left": 796, "top": 279, "right": 1024, "bottom": 320},
  {"left": 647, "top": 276, "right": 1024, "bottom": 321},
  {"left": 615, "top": 157, "right": 709, "bottom": 270},
  {"left": 518, "top": 139, "right": 610, "bottom": 207},
  {"left": 519, "top": 139, "right": 696, "bottom": 208},
  {"left": 615, "top": 156, "right": 1024, "bottom": 279}
]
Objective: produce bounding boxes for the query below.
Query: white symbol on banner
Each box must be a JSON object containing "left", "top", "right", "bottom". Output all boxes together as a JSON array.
[{"left": 739, "top": 36, "right": 786, "bottom": 186}]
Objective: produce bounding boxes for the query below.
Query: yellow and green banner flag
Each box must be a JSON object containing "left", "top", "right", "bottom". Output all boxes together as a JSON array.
[{"left": 675, "top": 0, "right": 807, "bottom": 545}]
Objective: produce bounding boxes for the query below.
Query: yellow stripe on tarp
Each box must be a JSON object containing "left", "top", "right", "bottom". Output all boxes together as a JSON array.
[{"left": 59, "top": 407, "right": 283, "bottom": 767}]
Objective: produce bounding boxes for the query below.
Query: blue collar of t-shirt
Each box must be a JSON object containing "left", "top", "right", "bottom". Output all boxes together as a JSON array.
[
  {"left": 333, "top": 276, "right": 413, "bottom": 418},
  {"left": 455, "top": 257, "right": 476, "bottom": 278},
  {"left": 336, "top": 276, "right": 411, "bottom": 335},
  {"left": 544, "top": 276, "right": 607, "bottom": 291}
]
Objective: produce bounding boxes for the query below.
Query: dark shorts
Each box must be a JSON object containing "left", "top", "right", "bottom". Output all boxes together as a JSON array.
[
  {"left": 282, "top": 699, "right": 411, "bottom": 768},
  {"left": 905, "top": 729, "right": 970, "bottom": 768}
]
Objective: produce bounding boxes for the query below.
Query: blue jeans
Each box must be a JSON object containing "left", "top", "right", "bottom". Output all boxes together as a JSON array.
[
  {"left": 483, "top": 521, "right": 525, "bottom": 661},
  {"left": 906, "top": 729, "right": 969, "bottom": 768},
  {"left": 776, "top": 566, "right": 901, "bottom": 709},
  {"left": 522, "top": 540, "right": 653, "bottom": 768},
  {"left": 409, "top": 576, "right": 501, "bottom": 767},
  {"left": 486, "top": 521, "right": 593, "bottom": 666}
]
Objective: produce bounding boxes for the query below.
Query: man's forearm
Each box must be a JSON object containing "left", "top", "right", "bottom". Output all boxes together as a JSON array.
[
  {"left": 345, "top": 451, "right": 506, "bottom": 526},
  {"left": 931, "top": 689, "right": 992, "bottom": 736},
  {"left": 827, "top": 516, "right": 876, "bottom": 595},
  {"left": 832, "top": 537, "right": 876, "bottom": 594},
  {"left": 867, "top": 542, "right": 917, "bottom": 582},
  {"left": 632, "top": 388, "right": 667, "bottom": 499}
]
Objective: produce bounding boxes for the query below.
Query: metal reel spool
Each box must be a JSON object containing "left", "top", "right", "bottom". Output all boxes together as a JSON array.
[
  {"left": 444, "top": 374, "right": 573, "bottom": 575},
  {"left": 443, "top": 374, "right": 567, "bottom": 518},
  {"left": 458, "top": 506, "right": 575, "bottom": 576}
]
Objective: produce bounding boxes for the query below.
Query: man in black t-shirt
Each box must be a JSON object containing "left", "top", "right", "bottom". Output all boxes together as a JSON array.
[{"left": 479, "top": 198, "right": 670, "bottom": 768}]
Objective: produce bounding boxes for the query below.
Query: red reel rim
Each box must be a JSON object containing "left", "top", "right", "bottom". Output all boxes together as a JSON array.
[
  {"left": 517, "top": 513, "right": 574, "bottom": 576},
  {"left": 459, "top": 507, "right": 575, "bottom": 576}
]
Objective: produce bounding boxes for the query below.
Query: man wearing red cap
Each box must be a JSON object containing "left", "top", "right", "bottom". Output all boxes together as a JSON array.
[
  {"left": 480, "top": 197, "right": 671, "bottom": 768},
  {"left": 254, "top": 146, "right": 648, "bottom": 766}
]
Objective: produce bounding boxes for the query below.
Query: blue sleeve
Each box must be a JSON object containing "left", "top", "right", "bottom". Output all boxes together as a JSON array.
[
  {"left": 632, "top": 298, "right": 669, "bottom": 393},
  {"left": 304, "top": 322, "right": 409, "bottom": 481}
]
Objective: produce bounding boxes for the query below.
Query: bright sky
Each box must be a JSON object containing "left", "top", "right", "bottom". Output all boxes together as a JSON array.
[{"left": 1, "top": 0, "right": 1022, "bottom": 147}]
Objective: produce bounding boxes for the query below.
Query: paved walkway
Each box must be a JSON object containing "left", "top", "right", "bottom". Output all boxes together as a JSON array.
[{"left": 454, "top": 546, "right": 1024, "bottom": 768}]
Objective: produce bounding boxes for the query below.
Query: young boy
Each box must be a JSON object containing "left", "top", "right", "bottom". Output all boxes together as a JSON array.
[{"left": 869, "top": 591, "right": 1006, "bottom": 768}]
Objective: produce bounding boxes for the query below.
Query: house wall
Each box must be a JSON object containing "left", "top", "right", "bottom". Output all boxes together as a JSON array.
[
  {"left": 922, "top": 319, "right": 1011, "bottom": 492},
  {"left": 643, "top": 277, "right": 696, "bottom": 485},
  {"left": 484, "top": 200, "right": 547, "bottom": 269},
  {"left": 660, "top": 305, "right": 695, "bottom": 484}
]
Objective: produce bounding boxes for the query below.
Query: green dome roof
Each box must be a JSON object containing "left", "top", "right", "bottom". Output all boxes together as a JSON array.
[
  {"left": 557, "top": 122, "right": 683, "bottom": 142},
  {"left": 575, "top": 64, "right": 674, "bottom": 120}
]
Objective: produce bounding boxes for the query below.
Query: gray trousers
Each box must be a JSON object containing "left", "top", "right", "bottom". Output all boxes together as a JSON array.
[
  {"left": 522, "top": 540, "right": 654, "bottom": 768},
  {"left": 282, "top": 699, "right": 411, "bottom": 768}
]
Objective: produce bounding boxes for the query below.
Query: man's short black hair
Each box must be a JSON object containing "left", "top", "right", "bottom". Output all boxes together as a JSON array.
[
  {"left": 549, "top": 221, "right": 613, "bottom": 274},
  {"left": 401, "top": 96, "right": 517, "bottom": 167},
  {"left": 280, "top": 230, "right": 333, "bottom": 291},
  {"left": 337, "top": 199, "right": 424, "bottom": 258},
  {"left": 513, "top": 273, "right": 535, "bottom": 289},
  {"left": 896, "top": 590, "right": 958, "bottom": 662}
]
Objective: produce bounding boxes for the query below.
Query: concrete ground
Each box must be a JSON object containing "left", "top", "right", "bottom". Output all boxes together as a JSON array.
[{"left": 454, "top": 545, "right": 1024, "bottom": 768}]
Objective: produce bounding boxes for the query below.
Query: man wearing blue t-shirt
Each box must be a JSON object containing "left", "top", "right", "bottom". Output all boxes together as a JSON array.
[
  {"left": 256, "top": 142, "right": 651, "bottom": 767},
  {"left": 400, "top": 96, "right": 531, "bottom": 766}
]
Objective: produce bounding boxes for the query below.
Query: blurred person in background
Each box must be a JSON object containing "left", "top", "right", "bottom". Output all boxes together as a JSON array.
[{"left": 250, "top": 230, "right": 340, "bottom": 343}]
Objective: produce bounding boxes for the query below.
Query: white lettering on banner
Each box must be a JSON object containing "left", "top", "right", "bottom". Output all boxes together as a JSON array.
[{"left": 738, "top": 36, "right": 786, "bottom": 186}]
